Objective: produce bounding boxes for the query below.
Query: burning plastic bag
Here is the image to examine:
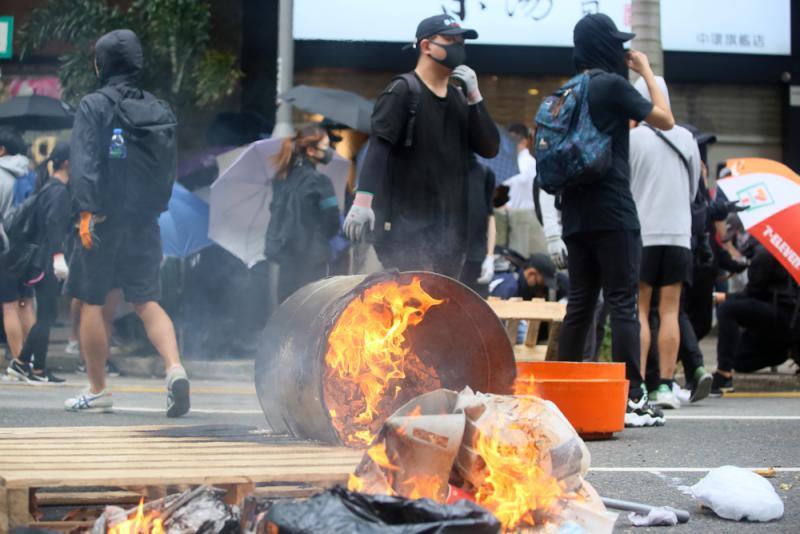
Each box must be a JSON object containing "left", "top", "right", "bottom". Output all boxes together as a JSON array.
[
  {"left": 690, "top": 466, "right": 784, "bottom": 522},
  {"left": 263, "top": 486, "right": 500, "bottom": 533}
]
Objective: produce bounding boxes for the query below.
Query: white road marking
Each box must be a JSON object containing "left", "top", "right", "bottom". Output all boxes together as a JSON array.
[
  {"left": 113, "top": 407, "right": 263, "bottom": 415},
  {"left": 589, "top": 467, "right": 800, "bottom": 473},
  {"left": 667, "top": 415, "right": 800, "bottom": 420}
]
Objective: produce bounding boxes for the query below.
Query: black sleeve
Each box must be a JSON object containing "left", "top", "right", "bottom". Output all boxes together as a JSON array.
[
  {"left": 69, "top": 93, "right": 109, "bottom": 214},
  {"left": 746, "top": 250, "right": 778, "bottom": 298},
  {"left": 356, "top": 136, "right": 392, "bottom": 196},
  {"left": 468, "top": 101, "right": 500, "bottom": 158},
  {"left": 311, "top": 173, "right": 341, "bottom": 239},
  {"left": 39, "top": 185, "right": 71, "bottom": 258},
  {"left": 483, "top": 168, "right": 496, "bottom": 216},
  {"left": 608, "top": 74, "right": 653, "bottom": 122},
  {"left": 370, "top": 80, "right": 410, "bottom": 147}
]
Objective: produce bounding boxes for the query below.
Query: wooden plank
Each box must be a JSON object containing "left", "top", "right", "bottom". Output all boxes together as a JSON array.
[
  {"left": 0, "top": 450, "right": 362, "bottom": 463},
  {"left": 36, "top": 490, "right": 142, "bottom": 506},
  {"left": 0, "top": 443, "right": 328, "bottom": 453},
  {"left": 219, "top": 482, "right": 255, "bottom": 505},
  {"left": 513, "top": 345, "right": 548, "bottom": 362},
  {"left": 254, "top": 485, "right": 324, "bottom": 499},
  {"left": 524, "top": 319, "right": 542, "bottom": 348},
  {"left": 487, "top": 300, "right": 566, "bottom": 321},
  {"left": 546, "top": 321, "right": 562, "bottom": 361},
  {"left": 3, "top": 488, "right": 30, "bottom": 529},
  {"left": 0, "top": 456, "right": 365, "bottom": 471},
  {"left": 29, "top": 520, "right": 96, "bottom": 530},
  {"left": 504, "top": 319, "right": 519, "bottom": 344}
]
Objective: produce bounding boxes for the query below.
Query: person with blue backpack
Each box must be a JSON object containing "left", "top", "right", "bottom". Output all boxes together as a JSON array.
[
  {"left": 64, "top": 29, "right": 190, "bottom": 417},
  {"left": 534, "top": 13, "right": 675, "bottom": 428}
]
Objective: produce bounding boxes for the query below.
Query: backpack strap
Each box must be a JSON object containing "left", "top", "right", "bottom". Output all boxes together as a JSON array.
[
  {"left": 643, "top": 123, "right": 693, "bottom": 182},
  {"left": 393, "top": 72, "right": 422, "bottom": 148}
]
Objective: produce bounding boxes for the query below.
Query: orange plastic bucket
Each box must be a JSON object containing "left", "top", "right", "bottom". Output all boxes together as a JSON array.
[{"left": 515, "top": 361, "right": 629, "bottom": 440}]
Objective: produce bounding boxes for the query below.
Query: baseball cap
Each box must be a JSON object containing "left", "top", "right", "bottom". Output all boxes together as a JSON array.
[
  {"left": 574, "top": 13, "right": 635, "bottom": 43},
  {"left": 526, "top": 253, "right": 558, "bottom": 290},
  {"left": 414, "top": 14, "right": 478, "bottom": 42}
]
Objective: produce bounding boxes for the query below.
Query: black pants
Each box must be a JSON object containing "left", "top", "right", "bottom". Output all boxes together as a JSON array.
[
  {"left": 374, "top": 239, "right": 465, "bottom": 279},
  {"left": 716, "top": 294, "right": 790, "bottom": 373},
  {"left": 277, "top": 260, "right": 328, "bottom": 304},
  {"left": 685, "top": 265, "right": 715, "bottom": 341},
  {"left": 559, "top": 230, "right": 643, "bottom": 398},
  {"left": 18, "top": 271, "right": 59, "bottom": 371}
]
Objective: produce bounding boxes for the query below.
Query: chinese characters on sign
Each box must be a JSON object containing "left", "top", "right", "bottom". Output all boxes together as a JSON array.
[{"left": 696, "top": 32, "right": 766, "bottom": 50}]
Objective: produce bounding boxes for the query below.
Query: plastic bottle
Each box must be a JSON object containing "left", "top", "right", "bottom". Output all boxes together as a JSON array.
[{"left": 109, "top": 128, "right": 127, "bottom": 159}]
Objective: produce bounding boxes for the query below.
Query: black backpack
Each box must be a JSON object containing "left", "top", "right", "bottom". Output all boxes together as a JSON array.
[
  {"left": 264, "top": 166, "right": 313, "bottom": 259},
  {"left": 0, "top": 181, "right": 55, "bottom": 280},
  {"left": 99, "top": 86, "right": 178, "bottom": 215}
]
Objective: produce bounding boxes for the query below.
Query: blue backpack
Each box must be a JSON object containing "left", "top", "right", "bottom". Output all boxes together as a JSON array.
[{"left": 534, "top": 71, "right": 612, "bottom": 194}]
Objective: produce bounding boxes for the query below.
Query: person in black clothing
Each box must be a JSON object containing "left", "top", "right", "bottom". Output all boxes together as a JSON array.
[
  {"left": 343, "top": 14, "right": 499, "bottom": 278},
  {"left": 459, "top": 155, "right": 496, "bottom": 297},
  {"left": 712, "top": 246, "right": 799, "bottom": 394},
  {"left": 65, "top": 29, "right": 189, "bottom": 417},
  {"left": 6, "top": 142, "right": 71, "bottom": 384},
  {"left": 556, "top": 14, "right": 675, "bottom": 428},
  {"left": 265, "top": 123, "right": 341, "bottom": 303}
]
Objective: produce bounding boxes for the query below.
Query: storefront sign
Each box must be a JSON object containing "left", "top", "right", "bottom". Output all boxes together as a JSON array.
[{"left": 0, "top": 16, "right": 13, "bottom": 59}]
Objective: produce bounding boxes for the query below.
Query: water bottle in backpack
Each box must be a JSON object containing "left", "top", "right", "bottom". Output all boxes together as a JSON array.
[{"left": 109, "top": 128, "right": 127, "bottom": 159}]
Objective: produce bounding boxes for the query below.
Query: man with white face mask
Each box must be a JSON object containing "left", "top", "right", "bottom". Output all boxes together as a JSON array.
[{"left": 344, "top": 14, "right": 500, "bottom": 278}]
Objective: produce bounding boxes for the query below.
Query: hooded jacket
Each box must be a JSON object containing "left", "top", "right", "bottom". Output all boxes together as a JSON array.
[
  {"left": 69, "top": 29, "right": 144, "bottom": 216},
  {"left": 0, "top": 154, "right": 31, "bottom": 217}
]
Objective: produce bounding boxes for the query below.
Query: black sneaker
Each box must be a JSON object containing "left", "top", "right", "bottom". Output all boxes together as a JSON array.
[
  {"left": 106, "top": 360, "right": 122, "bottom": 378},
  {"left": 690, "top": 369, "right": 713, "bottom": 403},
  {"left": 76, "top": 360, "right": 86, "bottom": 373},
  {"left": 26, "top": 369, "right": 67, "bottom": 386},
  {"left": 7, "top": 359, "right": 31, "bottom": 381},
  {"left": 710, "top": 372, "right": 734, "bottom": 396},
  {"left": 625, "top": 395, "right": 666, "bottom": 427}
]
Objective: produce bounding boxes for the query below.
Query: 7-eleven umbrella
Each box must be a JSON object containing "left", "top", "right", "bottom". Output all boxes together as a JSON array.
[
  {"left": 717, "top": 158, "right": 800, "bottom": 283},
  {"left": 209, "top": 137, "right": 351, "bottom": 267}
]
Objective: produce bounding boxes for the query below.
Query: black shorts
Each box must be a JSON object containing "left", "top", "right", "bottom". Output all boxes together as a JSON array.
[
  {"left": 0, "top": 271, "right": 34, "bottom": 303},
  {"left": 67, "top": 218, "right": 162, "bottom": 305},
  {"left": 640, "top": 245, "right": 692, "bottom": 287}
]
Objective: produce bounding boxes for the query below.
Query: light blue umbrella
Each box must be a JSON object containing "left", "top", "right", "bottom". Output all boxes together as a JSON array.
[{"left": 159, "top": 183, "right": 214, "bottom": 258}]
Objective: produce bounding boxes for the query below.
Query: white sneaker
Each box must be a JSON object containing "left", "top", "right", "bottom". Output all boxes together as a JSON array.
[
  {"left": 64, "top": 340, "right": 80, "bottom": 355},
  {"left": 64, "top": 388, "right": 113, "bottom": 413},
  {"left": 166, "top": 366, "right": 190, "bottom": 418},
  {"left": 654, "top": 384, "right": 681, "bottom": 410},
  {"left": 672, "top": 382, "right": 691, "bottom": 405}
]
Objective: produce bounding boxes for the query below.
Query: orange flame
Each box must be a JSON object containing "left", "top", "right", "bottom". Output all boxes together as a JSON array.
[
  {"left": 513, "top": 374, "right": 539, "bottom": 396},
  {"left": 108, "top": 498, "right": 164, "bottom": 534},
  {"left": 473, "top": 401, "right": 566, "bottom": 530},
  {"left": 324, "top": 277, "right": 443, "bottom": 447}
]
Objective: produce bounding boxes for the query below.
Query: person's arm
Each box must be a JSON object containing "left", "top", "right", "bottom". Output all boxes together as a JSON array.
[
  {"left": 69, "top": 96, "right": 103, "bottom": 215},
  {"left": 313, "top": 175, "right": 341, "bottom": 239},
  {"left": 689, "top": 141, "right": 701, "bottom": 202},
  {"left": 41, "top": 186, "right": 71, "bottom": 257},
  {"left": 450, "top": 65, "right": 500, "bottom": 158},
  {"left": 486, "top": 214, "right": 496, "bottom": 258},
  {"left": 538, "top": 188, "right": 562, "bottom": 240},
  {"left": 626, "top": 50, "right": 675, "bottom": 130}
]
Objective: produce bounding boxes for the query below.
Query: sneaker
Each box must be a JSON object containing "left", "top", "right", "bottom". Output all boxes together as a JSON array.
[
  {"left": 690, "top": 368, "right": 713, "bottom": 403},
  {"left": 710, "top": 372, "right": 734, "bottom": 396},
  {"left": 7, "top": 359, "right": 31, "bottom": 381},
  {"left": 106, "top": 360, "right": 122, "bottom": 378},
  {"left": 64, "top": 388, "right": 113, "bottom": 413},
  {"left": 65, "top": 340, "right": 80, "bottom": 355},
  {"left": 654, "top": 384, "right": 681, "bottom": 410},
  {"left": 166, "top": 366, "right": 191, "bottom": 418},
  {"left": 76, "top": 360, "right": 86, "bottom": 373},
  {"left": 672, "top": 382, "right": 691, "bottom": 405},
  {"left": 625, "top": 395, "right": 666, "bottom": 427},
  {"left": 26, "top": 369, "right": 67, "bottom": 386}
]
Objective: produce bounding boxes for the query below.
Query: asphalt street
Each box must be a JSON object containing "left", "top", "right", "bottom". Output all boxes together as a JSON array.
[{"left": 1, "top": 373, "right": 798, "bottom": 532}]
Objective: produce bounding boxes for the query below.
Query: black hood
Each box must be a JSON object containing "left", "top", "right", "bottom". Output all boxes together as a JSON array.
[
  {"left": 572, "top": 13, "right": 633, "bottom": 76},
  {"left": 95, "top": 29, "right": 143, "bottom": 86}
]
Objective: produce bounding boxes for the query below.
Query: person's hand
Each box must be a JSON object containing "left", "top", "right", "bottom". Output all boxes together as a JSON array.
[
  {"left": 477, "top": 255, "right": 495, "bottom": 284},
  {"left": 53, "top": 253, "right": 69, "bottom": 281},
  {"left": 547, "top": 236, "right": 568, "bottom": 270},
  {"left": 451, "top": 65, "right": 482, "bottom": 105},
  {"left": 713, "top": 292, "right": 727, "bottom": 305},
  {"left": 78, "top": 211, "right": 101, "bottom": 250},
  {"left": 344, "top": 192, "right": 375, "bottom": 242},
  {"left": 625, "top": 50, "right": 653, "bottom": 76},
  {"left": 725, "top": 201, "right": 749, "bottom": 213}
]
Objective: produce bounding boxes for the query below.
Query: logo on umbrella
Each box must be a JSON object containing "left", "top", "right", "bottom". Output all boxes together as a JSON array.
[{"left": 735, "top": 182, "right": 774, "bottom": 211}]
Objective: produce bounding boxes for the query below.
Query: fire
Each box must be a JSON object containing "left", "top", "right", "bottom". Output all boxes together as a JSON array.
[
  {"left": 473, "top": 400, "right": 566, "bottom": 530},
  {"left": 108, "top": 498, "right": 164, "bottom": 534},
  {"left": 324, "top": 277, "right": 443, "bottom": 447},
  {"left": 513, "top": 374, "right": 538, "bottom": 396}
]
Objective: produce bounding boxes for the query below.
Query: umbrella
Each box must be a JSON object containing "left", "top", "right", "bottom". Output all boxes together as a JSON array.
[
  {"left": 209, "top": 137, "right": 351, "bottom": 266},
  {"left": 0, "top": 94, "right": 74, "bottom": 131},
  {"left": 717, "top": 158, "right": 800, "bottom": 283},
  {"left": 159, "top": 183, "right": 214, "bottom": 258},
  {"left": 278, "top": 86, "right": 373, "bottom": 133},
  {"left": 477, "top": 125, "right": 520, "bottom": 185}
]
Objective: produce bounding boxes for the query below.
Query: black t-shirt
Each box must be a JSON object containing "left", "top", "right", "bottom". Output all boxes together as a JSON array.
[
  {"left": 466, "top": 160, "right": 496, "bottom": 261},
  {"left": 370, "top": 74, "right": 470, "bottom": 252},
  {"left": 560, "top": 72, "right": 653, "bottom": 236}
]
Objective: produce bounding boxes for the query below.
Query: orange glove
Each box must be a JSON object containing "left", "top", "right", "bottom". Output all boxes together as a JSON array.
[{"left": 79, "top": 211, "right": 95, "bottom": 250}]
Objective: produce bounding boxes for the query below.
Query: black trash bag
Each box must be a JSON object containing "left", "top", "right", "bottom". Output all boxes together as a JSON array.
[{"left": 264, "top": 486, "right": 500, "bottom": 534}]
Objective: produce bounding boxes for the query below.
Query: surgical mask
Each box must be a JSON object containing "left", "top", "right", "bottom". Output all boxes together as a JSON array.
[
  {"left": 429, "top": 41, "right": 466, "bottom": 70},
  {"left": 314, "top": 147, "right": 335, "bottom": 165}
]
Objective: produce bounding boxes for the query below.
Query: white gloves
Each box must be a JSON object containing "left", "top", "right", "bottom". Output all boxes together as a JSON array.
[
  {"left": 344, "top": 192, "right": 375, "bottom": 242},
  {"left": 477, "top": 255, "right": 495, "bottom": 284},
  {"left": 547, "top": 236, "right": 568, "bottom": 270},
  {"left": 53, "top": 253, "right": 69, "bottom": 281},
  {"left": 451, "top": 65, "right": 482, "bottom": 105}
]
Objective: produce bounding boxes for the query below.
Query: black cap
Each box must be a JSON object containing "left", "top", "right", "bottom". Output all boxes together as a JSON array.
[
  {"left": 415, "top": 14, "right": 478, "bottom": 41},
  {"left": 525, "top": 253, "right": 558, "bottom": 289},
  {"left": 575, "top": 13, "right": 635, "bottom": 43}
]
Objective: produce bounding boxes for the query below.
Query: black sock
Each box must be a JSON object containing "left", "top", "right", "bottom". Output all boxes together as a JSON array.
[{"left": 659, "top": 379, "right": 673, "bottom": 389}]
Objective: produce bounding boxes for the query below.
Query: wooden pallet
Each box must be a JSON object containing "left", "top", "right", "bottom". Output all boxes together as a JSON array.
[
  {"left": 0, "top": 424, "right": 363, "bottom": 531},
  {"left": 487, "top": 298, "right": 567, "bottom": 362}
]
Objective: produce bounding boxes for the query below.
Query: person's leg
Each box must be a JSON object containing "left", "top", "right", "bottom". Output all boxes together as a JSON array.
[
  {"left": 599, "top": 230, "right": 644, "bottom": 399},
  {"left": 657, "top": 282, "right": 683, "bottom": 384},
  {"left": 132, "top": 301, "right": 181, "bottom": 370},
  {"left": 20, "top": 273, "right": 60, "bottom": 373},
  {"left": 2, "top": 301, "right": 25, "bottom": 359},
  {"left": 638, "top": 282, "right": 653, "bottom": 378},
  {"left": 687, "top": 266, "right": 715, "bottom": 340},
  {"left": 715, "top": 295, "right": 753, "bottom": 374},
  {"left": 645, "top": 309, "right": 661, "bottom": 394},
  {"left": 19, "top": 298, "right": 35, "bottom": 339},
  {"left": 559, "top": 233, "right": 602, "bottom": 362},
  {"left": 68, "top": 298, "right": 82, "bottom": 352},
  {"left": 734, "top": 326, "right": 791, "bottom": 373},
  {"left": 81, "top": 303, "right": 109, "bottom": 393}
]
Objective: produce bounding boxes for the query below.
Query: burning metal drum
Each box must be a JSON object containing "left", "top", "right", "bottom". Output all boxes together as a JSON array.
[{"left": 255, "top": 272, "right": 516, "bottom": 447}]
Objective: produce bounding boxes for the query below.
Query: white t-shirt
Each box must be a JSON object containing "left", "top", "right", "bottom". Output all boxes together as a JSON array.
[{"left": 503, "top": 148, "right": 536, "bottom": 210}]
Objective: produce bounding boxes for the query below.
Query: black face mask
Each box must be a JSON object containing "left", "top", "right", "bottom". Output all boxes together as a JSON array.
[
  {"left": 313, "top": 147, "right": 335, "bottom": 166},
  {"left": 429, "top": 41, "right": 466, "bottom": 70}
]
